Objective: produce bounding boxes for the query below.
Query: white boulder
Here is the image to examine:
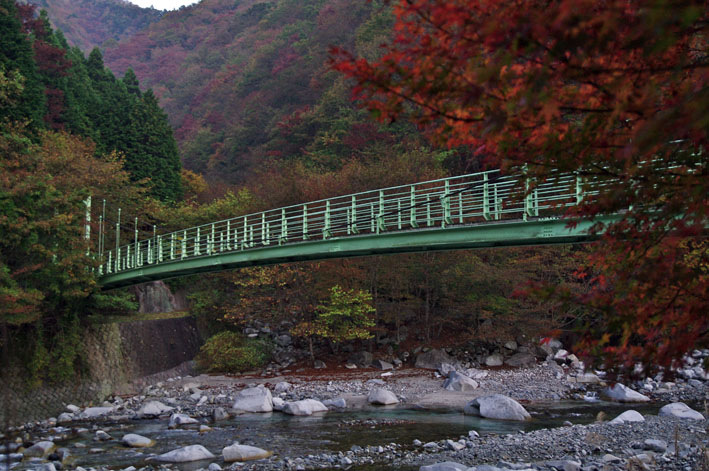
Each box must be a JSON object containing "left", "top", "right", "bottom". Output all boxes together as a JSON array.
[
  {"left": 232, "top": 386, "right": 273, "bottom": 413},
  {"left": 157, "top": 445, "right": 215, "bottom": 462},
  {"left": 659, "top": 402, "right": 704, "bottom": 420},
  {"left": 282, "top": 399, "right": 328, "bottom": 416},
  {"left": 484, "top": 353, "right": 503, "bottom": 367},
  {"left": 81, "top": 407, "right": 114, "bottom": 418},
  {"left": 23, "top": 441, "right": 56, "bottom": 458},
  {"left": 222, "top": 443, "right": 272, "bottom": 462},
  {"left": 121, "top": 434, "right": 154, "bottom": 448},
  {"left": 419, "top": 462, "right": 469, "bottom": 471},
  {"left": 168, "top": 413, "right": 199, "bottom": 428},
  {"left": 272, "top": 397, "right": 285, "bottom": 411},
  {"left": 368, "top": 387, "right": 399, "bottom": 405},
  {"left": 602, "top": 384, "right": 650, "bottom": 402},
  {"left": 464, "top": 394, "right": 531, "bottom": 421},
  {"left": 274, "top": 381, "right": 291, "bottom": 394},
  {"left": 323, "top": 397, "right": 347, "bottom": 409},
  {"left": 609, "top": 410, "right": 645, "bottom": 425},
  {"left": 442, "top": 371, "right": 478, "bottom": 392},
  {"left": 137, "top": 401, "right": 174, "bottom": 417}
]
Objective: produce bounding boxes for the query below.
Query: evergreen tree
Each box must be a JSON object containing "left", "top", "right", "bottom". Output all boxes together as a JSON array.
[
  {"left": 0, "top": 0, "right": 46, "bottom": 130},
  {"left": 127, "top": 89, "right": 182, "bottom": 202},
  {"left": 122, "top": 68, "right": 141, "bottom": 98}
]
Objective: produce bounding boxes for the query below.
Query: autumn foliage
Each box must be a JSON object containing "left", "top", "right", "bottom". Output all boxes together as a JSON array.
[{"left": 332, "top": 0, "right": 708, "bottom": 376}]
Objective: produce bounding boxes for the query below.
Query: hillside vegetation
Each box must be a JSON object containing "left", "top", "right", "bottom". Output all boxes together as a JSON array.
[
  {"left": 102, "top": 0, "right": 410, "bottom": 185},
  {"left": 27, "top": 0, "right": 164, "bottom": 51}
]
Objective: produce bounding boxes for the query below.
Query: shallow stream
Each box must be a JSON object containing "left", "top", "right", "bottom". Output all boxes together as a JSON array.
[{"left": 39, "top": 401, "right": 664, "bottom": 471}]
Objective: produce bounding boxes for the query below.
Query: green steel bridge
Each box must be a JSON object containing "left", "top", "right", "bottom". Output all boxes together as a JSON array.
[{"left": 97, "top": 169, "right": 611, "bottom": 290}]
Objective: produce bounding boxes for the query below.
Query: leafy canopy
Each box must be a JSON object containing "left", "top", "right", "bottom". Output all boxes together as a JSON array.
[{"left": 332, "top": 0, "right": 708, "bottom": 376}]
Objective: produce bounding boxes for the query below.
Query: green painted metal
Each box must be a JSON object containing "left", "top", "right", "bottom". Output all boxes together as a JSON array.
[{"left": 98, "top": 168, "right": 612, "bottom": 290}]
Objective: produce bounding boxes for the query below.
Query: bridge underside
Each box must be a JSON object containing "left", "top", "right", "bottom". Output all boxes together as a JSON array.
[{"left": 100, "top": 217, "right": 602, "bottom": 290}]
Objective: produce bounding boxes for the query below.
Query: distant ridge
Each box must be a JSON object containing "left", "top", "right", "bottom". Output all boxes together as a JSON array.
[{"left": 27, "top": 0, "right": 164, "bottom": 50}]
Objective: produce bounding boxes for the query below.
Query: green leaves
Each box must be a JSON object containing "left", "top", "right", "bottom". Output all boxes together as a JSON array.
[{"left": 294, "top": 285, "right": 375, "bottom": 344}]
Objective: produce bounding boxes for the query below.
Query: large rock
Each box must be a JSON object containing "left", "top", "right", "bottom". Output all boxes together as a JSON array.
[
  {"left": 274, "top": 381, "right": 292, "bottom": 394},
  {"left": 282, "top": 399, "right": 328, "bottom": 416},
  {"left": 23, "top": 441, "right": 55, "bottom": 458},
  {"left": 121, "top": 434, "right": 154, "bottom": 448},
  {"left": 609, "top": 410, "right": 645, "bottom": 425},
  {"left": 443, "top": 371, "right": 478, "bottom": 392},
  {"left": 415, "top": 349, "right": 455, "bottom": 370},
  {"left": 233, "top": 386, "right": 273, "bottom": 413},
  {"left": 222, "top": 443, "right": 272, "bottom": 462},
  {"left": 419, "top": 462, "right": 469, "bottom": 471},
  {"left": 368, "top": 387, "right": 399, "bottom": 405},
  {"left": 323, "top": 397, "right": 347, "bottom": 409},
  {"left": 157, "top": 445, "right": 215, "bottom": 462},
  {"left": 133, "top": 280, "right": 178, "bottom": 313},
  {"left": 372, "top": 359, "right": 394, "bottom": 370},
  {"left": 272, "top": 397, "right": 285, "bottom": 411},
  {"left": 348, "top": 351, "right": 373, "bottom": 367},
  {"left": 464, "top": 394, "right": 531, "bottom": 421},
  {"left": 168, "top": 413, "right": 199, "bottom": 428},
  {"left": 504, "top": 352, "right": 535, "bottom": 368},
  {"left": 137, "top": 401, "right": 174, "bottom": 417},
  {"left": 81, "top": 407, "right": 114, "bottom": 418},
  {"left": 658, "top": 402, "right": 704, "bottom": 420},
  {"left": 484, "top": 353, "right": 503, "bottom": 367},
  {"left": 602, "top": 384, "right": 650, "bottom": 402}
]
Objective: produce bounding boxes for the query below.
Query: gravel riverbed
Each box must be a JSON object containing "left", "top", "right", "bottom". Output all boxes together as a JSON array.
[{"left": 3, "top": 355, "right": 708, "bottom": 471}]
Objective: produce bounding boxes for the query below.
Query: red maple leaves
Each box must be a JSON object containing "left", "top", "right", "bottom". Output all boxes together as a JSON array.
[{"left": 332, "top": 0, "right": 708, "bottom": 377}]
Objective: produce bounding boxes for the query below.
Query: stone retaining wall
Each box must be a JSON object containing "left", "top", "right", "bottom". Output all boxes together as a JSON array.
[{"left": 1, "top": 315, "right": 202, "bottom": 425}]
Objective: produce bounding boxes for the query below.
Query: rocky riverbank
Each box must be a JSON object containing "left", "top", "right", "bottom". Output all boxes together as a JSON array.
[{"left": 3, "top": 345, "right": 707, "bottom": 471}]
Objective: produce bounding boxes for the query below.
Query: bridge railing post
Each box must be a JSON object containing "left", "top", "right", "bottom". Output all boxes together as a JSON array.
[
  {"left": 280, "top": 209, "right": 288, "bottom": 245},
  {"left": 410, "top": 186, "right": 418, "bottom": 228},
  {"left": 441, "top": 180, "right": 452, "bottom": 227},
  {"left": 323, "top": 201, "right": 332, "bottom": 239},
  {"left": 351, "top": 196, "right": 358, "bottom": 233},
  {"left": 397, "top": 199, "right": 402, "bottom": 230},
  {"left": 576, "top": 175, "right": 584, "bottom": 205},
  {"left": 302, "top": 205, "right": 309, "bottom": 240},
  {"left": 377, "top": 191, "right": 386, "bottom": 233},
  {"left": 483, "top": 173, "right": 491, "bottom": 221},
  {"left": 426, "top": 194, "right": 432, "bottom": 226}
]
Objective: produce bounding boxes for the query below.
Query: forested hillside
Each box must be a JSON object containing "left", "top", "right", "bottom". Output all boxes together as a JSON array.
[
  {"left": 1, "top": 0, "right": 184, "bottom": 384},
  {"left": 101, "top": 0, "right": 416, "bottom": 185},
  {"left": 26, "top": 0, "right": 163, "bottom": 51}
]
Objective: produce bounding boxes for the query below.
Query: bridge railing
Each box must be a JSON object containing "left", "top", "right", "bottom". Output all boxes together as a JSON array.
[{"left": 98, "top": 169, "right": 591, "bottom": 276}]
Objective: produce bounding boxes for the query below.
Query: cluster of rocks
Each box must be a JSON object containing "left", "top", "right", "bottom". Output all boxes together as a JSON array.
[
  {"left": 408, "top": 408, "right": 707, "bottom": 471},
  {"left": 3, "top": 338, "right": 708, "bottom": 471}
]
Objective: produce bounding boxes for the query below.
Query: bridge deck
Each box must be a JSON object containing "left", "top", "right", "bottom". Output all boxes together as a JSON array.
[{"left": 99, "top": 216, "right": 607, "bottom": 290}]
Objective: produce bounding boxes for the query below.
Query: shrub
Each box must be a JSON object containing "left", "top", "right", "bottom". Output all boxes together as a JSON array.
[{"left": 196, "top": 331, "right": 271, "bottom": 373}]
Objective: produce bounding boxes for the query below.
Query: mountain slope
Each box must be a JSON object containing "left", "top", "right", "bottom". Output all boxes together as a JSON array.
[
  {"left": 28, "top": 0, "right": 163, "bottom": 51},
  {"left": 101, "top": 0, "right": 392, "bottom": 183}
]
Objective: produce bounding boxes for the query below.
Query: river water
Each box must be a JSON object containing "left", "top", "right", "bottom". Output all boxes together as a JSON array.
[{"left": 35, "top": 401, "right": 663, "bottom": 471}]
